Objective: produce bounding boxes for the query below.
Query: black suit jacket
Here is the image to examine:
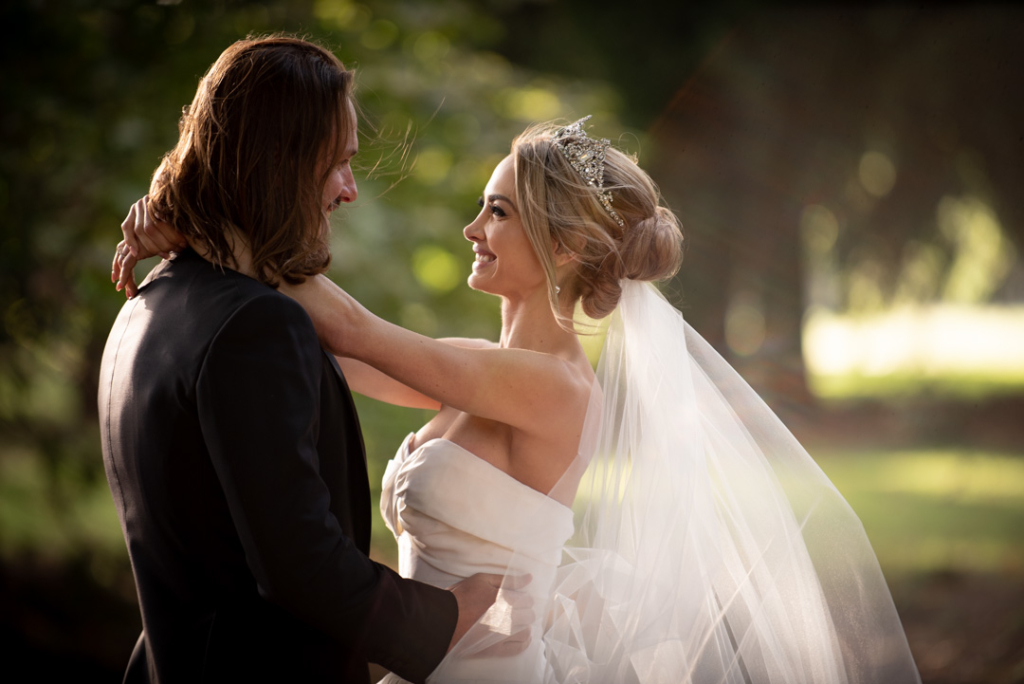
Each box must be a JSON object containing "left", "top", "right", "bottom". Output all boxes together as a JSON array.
[{"left": 98, "top": 249, "right": 456, "bottom": 683}]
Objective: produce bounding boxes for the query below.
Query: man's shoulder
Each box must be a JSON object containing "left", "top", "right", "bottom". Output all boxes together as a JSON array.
[
  {"left": 153, "top": 250, "right": 308, "bottom": 321},
  {"left": 218, "top": 286, "right": 313, "bottom": 337},
  {"left": 197, "top": 286, "right": 324, "bottom": 387},
  {"left": 132, "top": 251, "right": 316, "bottom": 352}
]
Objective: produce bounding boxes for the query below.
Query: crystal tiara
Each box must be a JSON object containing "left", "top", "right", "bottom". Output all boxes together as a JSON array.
[{"left": 552, "top": 116, "right": 624, "bottom": 226}]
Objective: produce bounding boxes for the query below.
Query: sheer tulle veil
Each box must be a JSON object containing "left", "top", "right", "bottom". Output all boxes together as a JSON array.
[{"left": 431, "top": 280, "right": 920, "bottom": 683}]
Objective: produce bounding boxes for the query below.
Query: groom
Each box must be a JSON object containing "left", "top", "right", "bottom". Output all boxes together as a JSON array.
[{"left": 100, "top": 36, "right": 511, "bottom": 683}]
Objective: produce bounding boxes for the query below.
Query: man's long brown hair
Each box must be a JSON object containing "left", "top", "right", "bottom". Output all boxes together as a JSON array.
[{"left": 148, "top": 35, "right": 354, "bottom": 286}]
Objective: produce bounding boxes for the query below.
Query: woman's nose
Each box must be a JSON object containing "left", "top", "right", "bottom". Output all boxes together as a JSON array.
[{"left": 463, "top": 212, "right": 484, "bottom": 242}]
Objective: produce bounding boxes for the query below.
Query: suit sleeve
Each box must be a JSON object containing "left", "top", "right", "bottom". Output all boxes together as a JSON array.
[{"left": 196, "top": 292, "right": 456, "bottom": 683}]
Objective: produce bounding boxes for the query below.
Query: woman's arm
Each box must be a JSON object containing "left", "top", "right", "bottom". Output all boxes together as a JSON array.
[
  {"left": 284, "top": 275, "right": 586, "bottom": 436},
  {"left": 336, "top": 338, "right": 494, "bottom": 410}
]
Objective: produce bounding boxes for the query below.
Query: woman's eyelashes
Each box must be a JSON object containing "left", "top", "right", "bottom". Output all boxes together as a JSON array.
[{"left": 476, "top": 197, "right": 506, "bottom": 218}]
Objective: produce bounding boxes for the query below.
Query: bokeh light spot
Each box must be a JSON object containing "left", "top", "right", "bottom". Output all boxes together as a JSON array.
[
  {"left": 859, "top": 150, "right": 897, "bottom": 198},
  {"left": 500, "top": 86, "right": 561, "bottom": 121},
  {"left": 412, "top": 245, "right": 461, "bottom": 293},
  {"left": 413, "top": 146, "right": 453, "bottom": 186},
  {"left": 800, "top": 204, "right": 839, "bottom": 254}
]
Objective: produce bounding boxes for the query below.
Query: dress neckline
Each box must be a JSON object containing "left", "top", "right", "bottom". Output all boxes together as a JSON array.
[{"left": 403, "top": 434, "right": 573, "bottom": 513}]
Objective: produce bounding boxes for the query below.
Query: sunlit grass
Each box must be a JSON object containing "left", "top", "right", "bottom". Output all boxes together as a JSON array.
[
  {"left": 808, "top": 371, "right": 1024, "bottom": 399},
  {"left": 804, "top": 305, "right": 1024, "bottom": 399},
  {"left": 814, "top": 449, "right": 1024, "bottom": 574}
]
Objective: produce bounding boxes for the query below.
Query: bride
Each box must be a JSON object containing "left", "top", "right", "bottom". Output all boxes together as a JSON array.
[{"left": 117, "top": 118, "right": 921, "bottom": 683}]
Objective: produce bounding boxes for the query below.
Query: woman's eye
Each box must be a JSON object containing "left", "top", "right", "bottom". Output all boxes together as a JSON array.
[{"left": 476, "top": 197, "right": 505, "bottom": 218}]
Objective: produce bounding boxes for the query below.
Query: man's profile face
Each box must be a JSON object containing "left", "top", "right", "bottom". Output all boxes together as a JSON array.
[{"left": 322, "top": 100, "right": 359, "bottom": 216}]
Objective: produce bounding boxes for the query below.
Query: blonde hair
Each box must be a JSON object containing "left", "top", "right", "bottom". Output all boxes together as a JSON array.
[{"left": 511, "top": 122, "right": 684, "bottom": 323}]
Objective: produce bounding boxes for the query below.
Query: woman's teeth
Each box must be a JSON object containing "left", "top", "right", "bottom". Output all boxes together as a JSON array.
[{"left": 475, "top": 253, "right": 495, "bottom": 263}]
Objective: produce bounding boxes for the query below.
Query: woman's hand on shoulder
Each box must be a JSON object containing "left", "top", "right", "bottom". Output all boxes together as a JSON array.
[
  {"left": 278, "top": 274, "right": 367, "bottom": 357},
  {"left": 112, "top": 196, "right": 187, "bottom": 298}
]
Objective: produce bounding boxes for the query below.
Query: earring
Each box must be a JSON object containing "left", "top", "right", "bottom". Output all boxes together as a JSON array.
[{"left": 555, "top": 285, "right": 561, "bottom": 294}]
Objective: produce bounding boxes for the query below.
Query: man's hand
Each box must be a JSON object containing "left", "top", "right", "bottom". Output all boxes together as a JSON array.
[
  {"left": 447, "top": 573, "right": 533, "bottom": 657},
  {"left": 112, "top": 197, "right": 187, "bottom": 298}
]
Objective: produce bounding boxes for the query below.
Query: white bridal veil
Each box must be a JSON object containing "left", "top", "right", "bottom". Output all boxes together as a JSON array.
[{"left": 432, "top": 280, "right": 921, "bottom": 684}]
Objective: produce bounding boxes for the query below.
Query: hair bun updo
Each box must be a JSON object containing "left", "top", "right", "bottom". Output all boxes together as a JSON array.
[
  {"left": 578, "top": 202, "right": 684, "bottom": 320},
  {"left": 621, "top": 205, "right": 683, "bottom": 282}
]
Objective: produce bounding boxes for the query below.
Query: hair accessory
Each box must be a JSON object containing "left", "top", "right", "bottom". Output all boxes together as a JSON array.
[{"left": 553, "top": 116, "right": 625, "bottom": 226}]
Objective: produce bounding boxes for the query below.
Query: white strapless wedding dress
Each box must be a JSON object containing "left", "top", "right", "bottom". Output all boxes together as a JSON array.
[
  {"left": 379, "top": 434, "right": 574, "bottom": 684},
  {"left": 375, "top": 281, "right": 922, "bottom": 684}
]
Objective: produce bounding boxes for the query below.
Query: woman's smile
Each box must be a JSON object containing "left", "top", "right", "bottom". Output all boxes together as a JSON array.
[{"left": 472, "top": 246, "right": 496, "bottom": 272}]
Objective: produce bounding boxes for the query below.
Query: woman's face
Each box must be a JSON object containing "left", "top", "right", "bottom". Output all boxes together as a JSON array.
[{"left": 463, "top": 155, "right": 546, "bottom": 298}]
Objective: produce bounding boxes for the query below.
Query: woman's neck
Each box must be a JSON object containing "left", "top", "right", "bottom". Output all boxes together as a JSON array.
[{"left": 499, "top": 287, "right": 577, "bottom": 354}]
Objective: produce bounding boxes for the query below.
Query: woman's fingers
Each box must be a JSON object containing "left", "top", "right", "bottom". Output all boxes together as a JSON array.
[
  {"left": 131, "top": 198, "right": 168, "bottom": 259},
  {"left": 121, "top": 253, "right": 140, "bottom": 298},
  {"left": 120, "top": 201, "right": 142, "bottom": 260},
  {"left": 138, "top": 198, "right": 183, "bottom": 258},
  {"left": 111, "top": 239, "right": 124, "bottom": 283},
  {"left": 113, "top": 240, "right": 140, "bottom": 298},
  {"left": 142, "top": 200, "right": 187, "bottom": 257},
  {"left": 121, "top": 196, "right": 183, "bottom": 260}
]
